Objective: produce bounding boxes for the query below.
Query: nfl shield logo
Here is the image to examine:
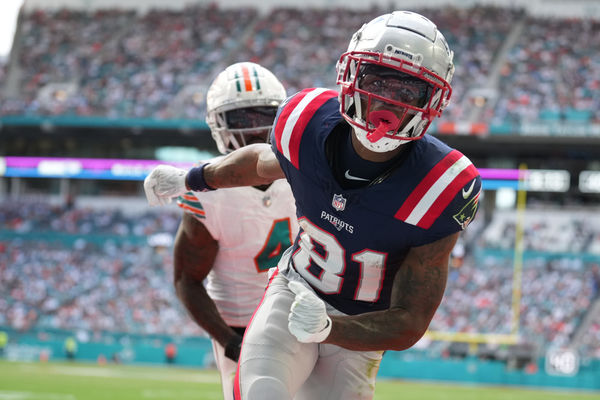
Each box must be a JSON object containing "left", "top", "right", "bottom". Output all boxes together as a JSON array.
[{"left": 332, "top": 194, "right": 346, "bottom": 211}]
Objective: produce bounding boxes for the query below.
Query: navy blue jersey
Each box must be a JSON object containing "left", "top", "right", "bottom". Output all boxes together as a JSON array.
[{"left": 271, "top": 88, "right": 481, "bottom": 315}]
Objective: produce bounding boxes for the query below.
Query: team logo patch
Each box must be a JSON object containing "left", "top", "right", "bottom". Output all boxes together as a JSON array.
[
  {"left": 453, "top": 191, "right": 480, "bottom": 230},
  {"left": 332, "top": 194, "right": 346, "bottom": 211}
]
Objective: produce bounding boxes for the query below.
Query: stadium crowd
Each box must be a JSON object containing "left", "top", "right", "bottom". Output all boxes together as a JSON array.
[
  {"left": 2, "top": 5, "right": 257, "bottom": 119},
  {"left": 480, "top": 209, "right": 600, "bottom": 254},
  {"left": 432, "top": 255, "right": 597, "bottom": 350},
  {"left": 579, "top": 283, "right": 600, "bottom": 359},
  {"left": 492, "top": 16, "right": 600, "bottom": 125},
  {"left": 1, "top": 199, "right": 599, "bottom": 357},
  {"left": 1, "top": 4, "right": 597, "bottom": 126},
  {"left": 430, "top": 209, "right": 600, "bottom": 351},
  {"left": 0, "top": 200, "right": 202, "bottom": 336}
]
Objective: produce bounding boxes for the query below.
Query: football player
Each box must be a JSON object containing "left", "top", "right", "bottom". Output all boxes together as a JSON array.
[
  {"left": 144, "top": 11, "right": 482, "bottom": 400},
  {"left": 148, "top": 62, "right": 298, "bottom": 400}
]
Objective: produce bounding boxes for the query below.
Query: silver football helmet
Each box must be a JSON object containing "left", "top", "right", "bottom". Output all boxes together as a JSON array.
[
  {"left": 206, "top": 62, "right": 287, "bottom": 154},
  {"left": 336, "top": 11, "right": 455, "bottom": 152}
]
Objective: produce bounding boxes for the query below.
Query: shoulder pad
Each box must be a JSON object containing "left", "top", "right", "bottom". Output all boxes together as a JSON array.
[
  {"left": 272, "top": 88, "right": 338, "bottom": 169},
  {"left": 395, "top": 149, "right": 479, "bottom": 229}
]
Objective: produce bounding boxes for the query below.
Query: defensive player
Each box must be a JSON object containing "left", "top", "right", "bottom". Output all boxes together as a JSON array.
[
  {"left": 146, "top": 62, "right": 298, "bottom": 400},
  {"left": 145, "top": 11, "right": 482, "bottom": 400}
]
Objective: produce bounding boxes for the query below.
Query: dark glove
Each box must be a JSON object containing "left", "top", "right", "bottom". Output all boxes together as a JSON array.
[{"left": 224, "top": 334, "right": 243, "bottom": 362}]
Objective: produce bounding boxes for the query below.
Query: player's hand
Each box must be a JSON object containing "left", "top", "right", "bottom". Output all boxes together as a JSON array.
[
  {"left": 287, "top": 281, "right": 332, "bottom": 343},
  {"left": 224, "top": 334, "right": 243, "bottom": 362},
  {"left": 144, "top": 165, "right": 188, "bottom": 206}
]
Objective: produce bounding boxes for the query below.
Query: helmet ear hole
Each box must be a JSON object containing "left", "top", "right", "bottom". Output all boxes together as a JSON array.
[{"left": 347, "top": 104, "right": 356, "bottom": 118}]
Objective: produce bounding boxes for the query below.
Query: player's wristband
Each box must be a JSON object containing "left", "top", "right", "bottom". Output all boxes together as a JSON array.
[
  {"left": 224, "top": 334, "right": 243, "bottom": 362},
  {"left": 185, "top": 163, "right": 215, "bottom": 192}
]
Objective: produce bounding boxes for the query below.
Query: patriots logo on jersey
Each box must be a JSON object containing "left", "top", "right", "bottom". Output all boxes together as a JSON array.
[
  {"left": 332, "top": 194, "right": 346, "bottom": 211},
  {"left": 453, "top": 190, "right": 480, "bottom": 230}
]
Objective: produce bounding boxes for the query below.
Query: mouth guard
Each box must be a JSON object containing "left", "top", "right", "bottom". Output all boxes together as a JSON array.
[
  {"left": 366, "top": 110, "right": 400, "bottom": 143},
  {"left": 366, "top": 122, "right": 390, "bottom": 142}
]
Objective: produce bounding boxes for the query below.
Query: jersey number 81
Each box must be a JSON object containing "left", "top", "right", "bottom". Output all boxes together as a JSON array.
[{"left": 293, "top": 218, "right": 387, "bottom": 302}]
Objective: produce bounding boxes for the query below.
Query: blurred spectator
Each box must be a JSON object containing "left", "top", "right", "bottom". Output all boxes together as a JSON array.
[
  {"left": 64, "top": 336, "right": 78, "bottom": 360},
  {"left": 592, "top": 264, "right": 600, "bottom": 297},
  {"left": 0, "top": 330, "right": 7, "bottom": 357},
  {"left": 164, "top": 342, "right": 177, "bottom": 364}
]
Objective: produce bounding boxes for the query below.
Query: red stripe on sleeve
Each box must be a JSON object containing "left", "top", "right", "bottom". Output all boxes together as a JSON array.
[
  {"left": 287, "top": 90, "right": 338, "bottom": 169},
  {"left": 273, "top": 89, "right": 312, "bottom": 155},
  {"left": 417, "top": 164, "right": 479, "bottom": 229},
  {"left": 395, "top": 150, "right": 463, "bottom": 221}
]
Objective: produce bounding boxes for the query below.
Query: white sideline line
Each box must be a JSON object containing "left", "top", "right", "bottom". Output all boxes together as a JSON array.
[
  {"left": 0, "top": 391, "right": 76, "bottom": 400},
  {"left": 17, "top": 365, "right": 220, "bottom": 384}
]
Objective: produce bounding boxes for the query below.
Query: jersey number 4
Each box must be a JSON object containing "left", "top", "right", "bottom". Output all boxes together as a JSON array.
[
  {"left": 254, "top": 218, "right": 293, "bottom": 273},
  {"left": 293, "top": 218, "right": 387, "bottom": 303}
]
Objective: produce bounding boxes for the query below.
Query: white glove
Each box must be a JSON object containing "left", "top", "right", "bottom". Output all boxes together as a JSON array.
[
  {"left": 143, "top": 165, "right": 188, "bottom": 206},
  {"left": 287, "top": 281, "right": 332, "bottom": 343}
]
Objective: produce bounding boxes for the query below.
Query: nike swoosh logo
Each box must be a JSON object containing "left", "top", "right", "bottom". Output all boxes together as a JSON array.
[
  {"left": 462, "top": 179, "right": 476, "bottom": 199},
  {"left": 344, "top": 170, "right": 369, "bottom": 182}
]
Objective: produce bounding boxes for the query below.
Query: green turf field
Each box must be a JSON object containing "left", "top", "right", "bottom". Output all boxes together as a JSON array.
[{"left": 0, "top": 360, "right": 598, "bottom": 400}]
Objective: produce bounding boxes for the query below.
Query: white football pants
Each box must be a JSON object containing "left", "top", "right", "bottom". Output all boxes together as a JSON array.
[{"left": 234, "top": 262, "right": 383, "bottom": 400}]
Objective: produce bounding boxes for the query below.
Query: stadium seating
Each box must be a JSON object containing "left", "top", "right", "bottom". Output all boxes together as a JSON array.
[
  {"left": 493, "top": 16, "right": 600, "bottom": 125},
  {"left": 3, "top": 5, "right": 598, "bottom": 129},
  {"left": 0, "top": 199, "right": 202, "bottom": 336},
  {"left": 1, "top": 198, "right": 599, "bottom": 359}
]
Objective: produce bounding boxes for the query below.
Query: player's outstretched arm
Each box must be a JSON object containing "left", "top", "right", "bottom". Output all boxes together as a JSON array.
[
  {"left": 144, "top": 144, "right": 284, "bottom": 205},
  {"left": 323, "top": 232, "right": 459, "bottom": 352},
  {"left": 202, "top": 143, "right": 284, "bottom": 189},
  {"left": 174, "top": 213, "right": 243, "bottom": 361}
]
